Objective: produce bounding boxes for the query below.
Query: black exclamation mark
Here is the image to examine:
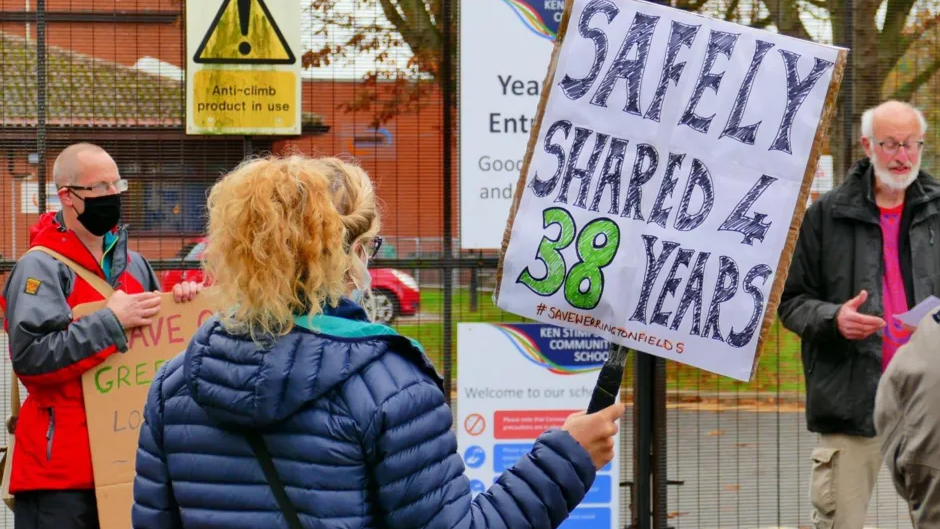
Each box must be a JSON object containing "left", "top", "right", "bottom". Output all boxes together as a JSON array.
[{"left": 237, "top": 0, "right": 251, "bottom": 56}]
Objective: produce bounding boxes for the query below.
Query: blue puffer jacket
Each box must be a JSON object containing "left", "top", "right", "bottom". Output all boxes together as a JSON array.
[{"left": 132, "top": 299, "right": 598, "bottom": 529}]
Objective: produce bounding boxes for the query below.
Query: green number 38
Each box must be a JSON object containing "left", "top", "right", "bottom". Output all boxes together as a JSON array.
[{"left": 517, "top": 207, "right": 621, "bottom": 310}]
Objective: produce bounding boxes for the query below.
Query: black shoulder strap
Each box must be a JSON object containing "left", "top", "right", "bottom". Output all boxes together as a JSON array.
[{"left": 244, "top": 431, "right": 304, "bottom": 529}]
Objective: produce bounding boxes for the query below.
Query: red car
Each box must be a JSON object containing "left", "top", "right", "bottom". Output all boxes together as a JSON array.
[{"left": 161, "top": 239, "right": 420, "bottom": 324}]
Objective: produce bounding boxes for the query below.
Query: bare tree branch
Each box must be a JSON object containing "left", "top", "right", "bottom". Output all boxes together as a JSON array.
[
  {"left": 882, "top": 0, "right": 919, "bottom": 44},
  {"left": 803, "top": 0, "right": 828, "bottom": 11},
  {"left": 750, "top": 15, "right": 774, "bottom": 28},
  {"left": 427, "top": 0, "right": 441, "bottom": 22},
  {"left": 891, "top": 54, "right": 940, "bottom": 100},
  {"left": 760, "top": 0, "right": 812, "bottom": 40},
  {"left": 724, "top": 0, "right": 741, "bottom": 23},
  {"left": 885, "top": 16, "right": 940, "bottom": 74},
  {"left": 376, "top": 0, "right": 441, "bottom": 54},
  {"left": 675, "top": 0, "right": 710, "bottom": 12}
]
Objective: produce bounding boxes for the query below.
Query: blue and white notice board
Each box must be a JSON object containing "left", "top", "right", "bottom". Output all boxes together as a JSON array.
[{"left": 457, "top": 323, "right": 619, "bottom": 528}]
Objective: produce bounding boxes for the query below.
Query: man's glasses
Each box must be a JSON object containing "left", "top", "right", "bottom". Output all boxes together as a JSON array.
[
  {"left": 877, "top": 139, "right": 925, "bottom": 156},
  {"left": 61, "top": 179, "right": 129, "bottom": 194}
]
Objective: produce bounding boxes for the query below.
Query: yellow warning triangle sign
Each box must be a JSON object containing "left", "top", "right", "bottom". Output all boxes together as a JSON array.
[{"left": 193, "top": 0, "right": 295, "bottom": 64}]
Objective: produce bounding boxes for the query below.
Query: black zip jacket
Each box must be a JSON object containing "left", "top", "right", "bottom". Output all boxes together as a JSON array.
[{"left": 779, "top": 158, "right": 940, "bottom": 437}]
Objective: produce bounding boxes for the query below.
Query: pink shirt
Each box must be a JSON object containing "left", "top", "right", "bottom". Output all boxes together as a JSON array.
[{"left": 881, "top": 203, "right": 912, "bottom": 371}]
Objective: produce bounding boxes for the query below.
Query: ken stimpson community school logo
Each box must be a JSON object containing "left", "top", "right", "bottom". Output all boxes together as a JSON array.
[
  {"left": 494, "top": 324, "right": 610, "bottom": 374},
  {"left": 502, "top": 0, "right": 565, "bottom": 40}
]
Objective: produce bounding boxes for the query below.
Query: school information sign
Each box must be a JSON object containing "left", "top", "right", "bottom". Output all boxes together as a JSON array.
[
  {"left": 457, "top": 323, "right": 619, "bottom": 528},
  {"left": 459, "top": 0, "right": 565, "bottom": 249},
  {"left": 186, "top": 0, "right": 302, "bottom": 135},
  {"left": 494, "top": 0, "right": 846, "bottom": 381}
]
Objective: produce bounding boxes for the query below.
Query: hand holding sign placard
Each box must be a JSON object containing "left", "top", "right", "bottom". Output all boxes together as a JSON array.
[
  {"left": 494, "top": 0, "right": 846, "bottom": 381},
  {"left": 75, "top": 289, "right": 217, "bottom": 529}
]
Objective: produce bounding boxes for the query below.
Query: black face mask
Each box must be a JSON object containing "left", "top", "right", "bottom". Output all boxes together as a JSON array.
[{"left": 73, "top": 193, "right": 122, "bottom": 236}]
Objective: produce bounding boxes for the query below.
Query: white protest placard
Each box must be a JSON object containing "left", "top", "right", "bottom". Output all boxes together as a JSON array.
[
  {"left": 459, "top": 0, "right": 566, "bottom": 249},
  {"left": 494, "top": 0, "right": 846, "bottom": 381},
  {"left": 457, "top": 323, "right": 619, "bottom": 528}
]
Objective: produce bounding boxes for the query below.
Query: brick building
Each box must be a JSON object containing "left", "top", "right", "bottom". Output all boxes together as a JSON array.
[{"left": 0, "top": 0, "right": 451, "bottom": 266}]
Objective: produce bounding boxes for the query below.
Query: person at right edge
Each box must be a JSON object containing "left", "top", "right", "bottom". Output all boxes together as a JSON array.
[
  {"left": 874, "top": 305, "right": 940, "bottom": 527},
  {"left": 131, "top": 154, "right": 625, "bottom": 528},
  {"left": 779, "top": 99, "right": 940, "bottom": 529}
]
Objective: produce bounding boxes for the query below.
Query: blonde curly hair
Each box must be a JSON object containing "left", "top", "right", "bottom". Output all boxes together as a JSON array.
[
  {"left": 314, "top": 157, "right": 381, "bottom": 279},
  {"left": 202, "top": 155, "right": 350, "bottom": 340}
]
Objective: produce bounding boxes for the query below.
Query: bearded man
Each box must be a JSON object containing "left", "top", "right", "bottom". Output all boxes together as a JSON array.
[{"left": 778, "top": 100, "right": 940, "bottom": 529}]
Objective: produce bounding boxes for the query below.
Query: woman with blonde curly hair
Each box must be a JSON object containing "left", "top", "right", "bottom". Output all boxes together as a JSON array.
[{"left": 131, "top": 155, "right": 623, "bottom": 529}]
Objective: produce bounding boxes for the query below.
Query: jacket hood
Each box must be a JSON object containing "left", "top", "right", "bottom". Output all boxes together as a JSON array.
[
  {"left": 29, "top": 211, "right": 66, "bottom": 247},
  {"left": 29, "top": 211, "right": 104, "bottom": 273},
  {"left": 183, "top": 298, "right": 402, "bottom": 429}
]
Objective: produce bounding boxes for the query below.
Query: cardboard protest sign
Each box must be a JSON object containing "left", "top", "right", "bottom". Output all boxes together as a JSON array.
[
  {"left": 75, "top": 291, "right": 217, "bottom": 529},
  {"left": 494, "top": 0, "right": 846, "bottom": 381}
]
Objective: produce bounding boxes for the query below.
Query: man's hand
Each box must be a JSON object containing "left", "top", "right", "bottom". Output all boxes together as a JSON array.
[
  {"left": 172, "top": 281, "right": 203, "bottom": 303},
  {"left": 106, "top": 291, "right": 162, "bottom": 329},
  {"left": 837, "top": 290, "right": 886, "bottom": 340}
]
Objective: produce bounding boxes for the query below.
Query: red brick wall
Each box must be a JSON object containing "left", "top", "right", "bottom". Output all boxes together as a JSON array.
[
  {"left": 274, "top": 81, "right": 454, "bottom": 241},
  {"left": 0, "top": 0, "right": 184, "bottom": 67}
]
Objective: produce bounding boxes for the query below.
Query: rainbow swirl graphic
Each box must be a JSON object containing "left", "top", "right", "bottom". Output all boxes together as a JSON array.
[
  {"left": 494, "top": 324, "right": 601, "bottom": 375},
  {"left": 500, "top": 0, "right": 557, "bottom": 41}
]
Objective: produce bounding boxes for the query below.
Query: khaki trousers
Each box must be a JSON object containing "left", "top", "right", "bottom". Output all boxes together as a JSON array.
[{"left": 810, "top": 433, "right": 883, "bottom": 529}]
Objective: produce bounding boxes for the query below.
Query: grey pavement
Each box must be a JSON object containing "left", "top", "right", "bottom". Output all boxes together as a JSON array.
[{"left": 616, "top": 406, "right": 913, "bottom": 529}]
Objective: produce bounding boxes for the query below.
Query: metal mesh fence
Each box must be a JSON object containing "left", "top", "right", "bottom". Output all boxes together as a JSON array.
[{"left": 0, "top": 0, "right": 933, "bottom": 527}]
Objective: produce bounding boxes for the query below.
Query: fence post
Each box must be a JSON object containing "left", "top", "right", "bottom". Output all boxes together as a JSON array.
[
  {"left": 440, "top": 0, "right": 455, "bottom": 404},
  {"left": 841, "top": 0, "right": 853, "bottom": 178},
  {"left": 652, "top": 356, "right": 668, "bottom": 529},
  {"left": 469, "top": 269, "right": 478, "bottom": 312},
  {"left": 633, "top": 354, "right": 651, "bottom": 529},
  {"left": 36, "top": 0, "right": 47, "bottom": 214}
]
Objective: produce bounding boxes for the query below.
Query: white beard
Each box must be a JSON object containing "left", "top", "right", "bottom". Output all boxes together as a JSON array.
[{"left": 873, "top": 157, "right": 919, "bottom": 191}]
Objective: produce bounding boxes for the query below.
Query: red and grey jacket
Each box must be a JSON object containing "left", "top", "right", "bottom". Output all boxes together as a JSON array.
[{"left": 0, "top": 211, "right": 160, "bottom": 493}]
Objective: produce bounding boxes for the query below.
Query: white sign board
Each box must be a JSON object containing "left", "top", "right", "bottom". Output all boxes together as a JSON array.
[
  {"left": 458, "top": 323, "right": 619, "bottom": 528},
  {"left": 185, "top": 0, "right": 302, "bottom": 135},
  {"left": 459, "top": 0, "right": 566, "bottom": 249},
  {"left": 806, "top": 154, "right": 834, "bottom": 207},
  {"left": 20, "top": 181, "right": 61, "bottom": 214},
  {"left": 495, "top": 0, "right": 845, "bottom": 381}
]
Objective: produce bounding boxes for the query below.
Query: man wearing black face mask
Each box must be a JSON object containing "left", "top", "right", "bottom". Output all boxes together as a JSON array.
[{"left": 0, "top": 143, "right": 202, "bottom": 529}]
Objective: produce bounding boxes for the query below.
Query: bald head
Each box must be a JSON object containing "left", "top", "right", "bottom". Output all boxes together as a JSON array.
[
  {"left": 861, "top": 100, "right": 927, "bottom": 140},
  {"left": 53, "top": 143, "right": 116, "bottom": 188},
  {"left": 861, "top": 101, "right": 927, "bottom": 192}
]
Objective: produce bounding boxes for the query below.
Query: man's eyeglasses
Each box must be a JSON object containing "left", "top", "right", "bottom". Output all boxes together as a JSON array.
[
  {"left": 368, "top": 236, "right": 384, "bottom": 259},
  {"left": 877, "top": 139, "right": 925, "bottom": 156},
  {"left": 61, "top": 179, "right": 129, "bottom": 194}
]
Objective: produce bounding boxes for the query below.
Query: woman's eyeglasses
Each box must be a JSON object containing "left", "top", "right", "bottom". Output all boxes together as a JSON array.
[{"left": 368, "top": 236, "right": 384, "bottom": 259}]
